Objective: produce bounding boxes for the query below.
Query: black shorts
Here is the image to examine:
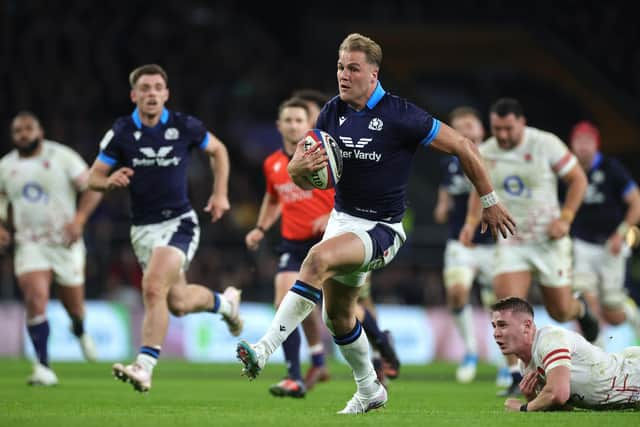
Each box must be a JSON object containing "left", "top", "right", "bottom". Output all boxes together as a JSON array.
[{"left": 276, "top": 238, "right": 320, "bottom": 273}]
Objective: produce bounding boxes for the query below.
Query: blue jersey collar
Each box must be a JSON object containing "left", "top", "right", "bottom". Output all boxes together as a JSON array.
[
  {"left": 366, "top": 81, "right": 385, "bottom": 110},
  {"left": 590, "top": 151, "right": 603, "bottom": 171},
  {"left": 132, "top": 107, "right": 170, "bottom": 129}
]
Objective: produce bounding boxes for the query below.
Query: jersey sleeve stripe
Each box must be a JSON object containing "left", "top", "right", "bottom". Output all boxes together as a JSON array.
[
  {"left": 553, "top": 152, "right": 576, "bottom": 176},
  {"left": 622, "top": 181, "right": 637, "bottom": 198},
  {"left": 420, "top": 118, "right": 441, "bottom": 146},
  {"left": 542, "top": 348, "right": 570, "bottom": 365},
  {"left": 545, "top": 356, "right": 571, "bottom": 370},
  {"left": 97, "top": 152, "right": 117, "bottom": 166},
  {"left": 199, "top": 133, "right": 210, "bottom": 150}
]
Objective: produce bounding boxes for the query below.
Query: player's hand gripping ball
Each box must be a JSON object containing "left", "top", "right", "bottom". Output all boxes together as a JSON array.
[{"left": 302, "top": 129, "right": 343, "bottom": 189}]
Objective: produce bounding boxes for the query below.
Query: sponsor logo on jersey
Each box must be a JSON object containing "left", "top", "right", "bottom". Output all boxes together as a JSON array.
[
  {"left": 164, "top": 128, "right": 180, "bottom": 140},
  {"left": 339, "top": 116, "right": 346, "bottom": 126},
  {"left": 368, "top": 117, "right": 383, "bottom": 131},
  {"left": 339, "top": 136, "right": 381, "bottom": 162},
  {"left": 133, "top": 146, "right": 181, "bottom": 167},
  {"left": 22, "top": 182, "right": 47, "bottom": 203}
]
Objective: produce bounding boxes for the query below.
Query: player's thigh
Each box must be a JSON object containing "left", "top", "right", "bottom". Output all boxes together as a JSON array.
[
  {"left": 318, "top": 210, "right": 405, "bottom": 287},
  {"left": 572, "top": 238, "right": 600, "bottom": 296},
  {"left": 539, "top": 285, "right": 575, "bottom": 318},
  {"left": 17, "top": 270, "right": 52, "bottom": 310},
  {"left": 274, "top": 271, "right": 299, "bottom": 306},
  {"left": 599, "top": 244, "right": 630, "bottom": 309},
  {"left": 443, "top": 240, "right": 475, "bottom": 290},
  {"left": 56, "top": 285, "right": 86, "bottom": 316},
  {"left": 493, "top": 244, "right": 532, "bottom": 298},
  {"left": 144, "top": 246, "right": 185, "bottom": 291},
  {"left": 304, "top": 232, "right": 366, "bottom": 277},
  {"left": 534, "top": 237, "right": 573, "bottom": 288}
]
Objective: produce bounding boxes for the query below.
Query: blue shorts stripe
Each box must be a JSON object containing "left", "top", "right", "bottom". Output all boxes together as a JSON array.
[
  {"left": 168, "top": 217, "right": 197, "bottom": 256},
  {"left": 333, "top": 321, "right": 363, "bottom": 346}
]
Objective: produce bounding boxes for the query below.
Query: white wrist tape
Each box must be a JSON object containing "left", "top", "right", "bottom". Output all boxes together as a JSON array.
[{"left": 480, "top": 190, "right": 499, "bottom": 208}]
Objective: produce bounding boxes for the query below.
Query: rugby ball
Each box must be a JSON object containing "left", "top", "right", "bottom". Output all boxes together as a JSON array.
[{"left": 302, "top": 129, "right": 343, "bottom": 189}]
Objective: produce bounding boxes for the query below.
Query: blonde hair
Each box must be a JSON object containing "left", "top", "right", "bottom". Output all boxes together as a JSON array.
[
  {"left": 129, "top": 64, "right": 168, "bottom": 88},
  {"left": 339, "top": 33, "right": 382, "bottom": 67}
]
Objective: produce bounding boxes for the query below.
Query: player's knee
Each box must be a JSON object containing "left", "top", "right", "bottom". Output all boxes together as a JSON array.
[
  {"left": 141, "top": 278, "right": 167, "bottom": 304},
  {"left": 301, "top": 247, "right": 331, "bottom": 280},
  {"left": 447, "top": 285, "right": 468, "bottom": 309},
  {"left": 23, "top": 292, "right": 47, "bottom": 314}
]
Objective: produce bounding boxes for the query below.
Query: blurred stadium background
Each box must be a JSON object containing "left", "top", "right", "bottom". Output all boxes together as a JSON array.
[{"left": 1, "top": 0, "right": 639, "bottom": 363}]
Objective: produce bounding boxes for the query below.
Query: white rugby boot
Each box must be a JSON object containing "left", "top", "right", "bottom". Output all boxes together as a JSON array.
[
  {"left": 221, "top": 286, "right": 244, "bottom": 337},
  {"left": 337, "top": 381, "right": 387, "bottom": 414},
  {"left": 27, "top": 363, "right": 58, "bottom": 386},
  {"left": 112, "top": 362, "right": 152, "bottom": 392}
]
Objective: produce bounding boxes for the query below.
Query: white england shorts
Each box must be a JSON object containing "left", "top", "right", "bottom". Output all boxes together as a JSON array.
[
  {"left": 443, "top": 240, "right": 494, "bottom": 289},
  {"left": 14, "top": 240, "right": 86, "bottom": 286},
  {"left": 321, "top": 209, "right": 405, "bottom": 287},
  {"left": 493, "top": 236, "right": 572, "bottom": 287},
  {"left": 573, "top": 238, "right": 630, "bottom": 308},
  {"left": 130, "top": 210, "right": 200, "bottom": 271}
]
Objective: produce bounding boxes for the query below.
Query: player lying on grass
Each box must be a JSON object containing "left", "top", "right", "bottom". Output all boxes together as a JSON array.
[{"left": 491, "top": 296, "right": 640, "bottom": 411}]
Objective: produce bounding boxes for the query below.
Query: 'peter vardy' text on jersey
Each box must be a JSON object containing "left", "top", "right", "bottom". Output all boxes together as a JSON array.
[
  {"left": 570, "top": 153, "right": 637, "bottom": 244},
  {"left": 440, "top": 155, "right": 492, "bottom": 244},
  {"left": 316, "top": 82, "right": 440, "bottom": 223},
  {"left": 96, "top": 108, "right": 209, "bottom": 225}
]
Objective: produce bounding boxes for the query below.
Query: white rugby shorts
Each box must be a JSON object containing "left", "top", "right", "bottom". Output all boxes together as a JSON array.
[
  {"left": 130, "top": 210, "right": 200, "bottom": 271},
  {"left": 14, "top": 240, "right": 86, "bottom": 286},
  {"left": 321, "top": 209, "right": 405, "bottom": 287},
  {"left": 573, "top": 238, "right": 630, "bottom": 308},
  {"left": 493, "top": 236, "right": 572, "bottom": 287},
  {"left": 443, "top": 240, "right": 494, "bottom": 289}
]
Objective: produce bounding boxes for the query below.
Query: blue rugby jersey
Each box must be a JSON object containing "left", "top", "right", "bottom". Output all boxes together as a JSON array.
[
  {"left": 96, "top": 108, "right": 209, "bottom": 225},
  {"left": 439, "top": 155, "right": 493, "bottom": 244},
  {"left": 316, "top": 82, "right": 440, "bottom": 223},
  {"left": 570, "top": 152, "right": 638, "bottom": 244}
]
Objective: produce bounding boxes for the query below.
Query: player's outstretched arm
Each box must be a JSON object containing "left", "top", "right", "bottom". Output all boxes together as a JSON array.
[
  {"left": 203, "top": 132, "right": 230, "bottom": 223},
  {"left": 505, "top": 366, "right": 571, "bottom": 412},
  {"left": 287, "top": 140, "right": 325, "bottom": 190},
  {"left": 245, "top": 193, "right": 281, "bottom": 251},
  {"left": 88, "top": 159, "right": 133, "bottom": 192},
  {"left": 431, "top": 123, "right": 515, "bottom": 239}
]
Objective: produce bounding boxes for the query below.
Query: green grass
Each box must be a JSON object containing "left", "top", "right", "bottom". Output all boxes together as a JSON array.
[{"left": 0, "top": 359, "right": 636, "bottom": 426}]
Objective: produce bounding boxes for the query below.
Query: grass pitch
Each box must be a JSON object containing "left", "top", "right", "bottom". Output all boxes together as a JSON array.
[{"left": 0, "top": 359, "right": 636, "bottom": 426}]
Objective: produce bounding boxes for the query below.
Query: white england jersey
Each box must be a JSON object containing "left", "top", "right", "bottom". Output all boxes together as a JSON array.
[
  {"left": 521, "top": 325, "right": 640, "bottom": 409},
  {"left": 481, "top": 127, "right": 576, "bottom": 244},
  {"left": 0, "top": 140, "right": 88, "bottom": 245}
]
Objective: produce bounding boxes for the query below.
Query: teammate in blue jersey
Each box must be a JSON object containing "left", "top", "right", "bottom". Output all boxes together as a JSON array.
[
  {"left": 433, "top": 106, "right": 506, "bottom": 385},
  {"left": 88, "top": 64, "right": 243, "bottom": 393},
  {"left": 236, "top": 33, "right": 515, "bottom": 414},
  {"left": 568, "top": 121, "right": 640, "bottom": 341}
]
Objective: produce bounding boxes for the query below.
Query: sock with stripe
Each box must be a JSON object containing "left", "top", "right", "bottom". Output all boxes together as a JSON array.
[
  {"left": 136, "top": 346, "right": 161, "bottom": 373},
  {"left": 334, "top": 320, "right": 378, "bottom": 396},
  {"left": 209, "top": 291, "right": 232, "bottom": 317},
  {"left": 27, "top": 315, "right": 50, "bottom": 367},
  {"left": 282, "top": 327, "right": 302, "bottom": 380},
  {"left": 257, "top": 280, "right": 320, "bottom": 358},
  {"left": 309, "top": 343, "right": 325, "bottom": 367}
]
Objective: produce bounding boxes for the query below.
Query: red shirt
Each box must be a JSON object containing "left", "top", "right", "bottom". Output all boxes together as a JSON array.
[{"left": 264, "top": 150, "right": 334, "bottom": 241}]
